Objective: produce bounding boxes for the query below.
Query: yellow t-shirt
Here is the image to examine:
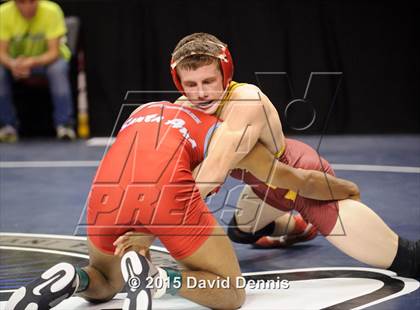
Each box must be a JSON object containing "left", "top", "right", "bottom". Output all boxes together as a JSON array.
[{"left": 0, "top": 0, "right": 71, "bottom": 60}]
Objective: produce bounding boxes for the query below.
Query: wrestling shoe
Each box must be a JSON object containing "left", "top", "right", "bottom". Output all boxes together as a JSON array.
[
  {"left": 56, "top": 125, "right": 76, "bottom": 140},
  {"left": 254, "top": 215, "right": 318, "bottom": 248},
  {"left": 5, "top": 262, "right": 78, "bottom": 310},
  {"left": 0, "top": 125, "right": 18, "bottom": 143},
  {"left": 121, "top": 251, "right": 160, "bottom": 310}
]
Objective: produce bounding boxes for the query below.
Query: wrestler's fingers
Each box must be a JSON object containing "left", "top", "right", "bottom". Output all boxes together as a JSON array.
[
  {"left": 115, "top": 237, "right": 143, "bottom": 256},
  {"left": 113, "top": 238, "right": 126, "bottom": 249},
  {"left": 113, "top": 232, "right": 133, "bottom": 246},
  {"left": 115, "top": 242, "right": 133, "bottom": 257},
  {"left": 114, "top": 238, "right": 131, "bottom": 256},
  {"left": 117, "top": 243, "right": 148, "bottom": 258}
]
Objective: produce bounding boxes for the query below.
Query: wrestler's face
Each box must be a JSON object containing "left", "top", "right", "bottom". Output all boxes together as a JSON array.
[
  {"left": 177, "top": 62, "right": 225, "bottom": 114},
  {"left": 15, "top": 0, "right": 39, "bottom": 20}
]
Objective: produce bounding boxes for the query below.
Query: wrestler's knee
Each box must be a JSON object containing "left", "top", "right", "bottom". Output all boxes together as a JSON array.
[
  {"left": 320, "top": 157, "right": 335, "bottom": 176},
  {"left": 298, "top": 201, "right": 339, "bottom": 237},
  {"left": 221, "top": 273, "right": 245, "bottom": 309},
  {"left": 231, "top": 286, "right": 246, "bottom": 309},
  {"left": 81, "top": 293, "right": 116, "bottom": 304}
]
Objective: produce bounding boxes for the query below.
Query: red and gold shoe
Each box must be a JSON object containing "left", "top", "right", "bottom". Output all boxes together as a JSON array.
[{"left": 254, "top": 214, "right": 318, "bottom": 248}]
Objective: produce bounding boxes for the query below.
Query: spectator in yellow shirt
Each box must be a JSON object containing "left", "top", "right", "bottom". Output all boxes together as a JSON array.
[{"left": 0, "top": 0, "right": 76, "bottom": 141}]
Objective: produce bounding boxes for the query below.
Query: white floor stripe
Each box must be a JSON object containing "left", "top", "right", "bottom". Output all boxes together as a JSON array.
[
  {"left": 0, "top": 232, "right": 87, "bottom": 241},
  {"left": 1, "top": 160, "right": 419, "bottom": 173},
  {"left": 332, "top": 164, "right": 420, "bottom": 174},
  {"left": 86, "top": 137, "right": 115, "bottom": 147}
]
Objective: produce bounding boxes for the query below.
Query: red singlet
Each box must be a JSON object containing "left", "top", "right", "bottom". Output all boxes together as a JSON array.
[{"left": 87, "top": 101, "right": 221, "bottom": 259}]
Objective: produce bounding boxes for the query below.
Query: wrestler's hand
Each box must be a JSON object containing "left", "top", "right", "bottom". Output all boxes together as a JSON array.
[{"left": 113, "top": 231, "right": 153, "bottom": 259}]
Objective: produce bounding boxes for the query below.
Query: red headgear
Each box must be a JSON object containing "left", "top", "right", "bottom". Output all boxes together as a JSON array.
[{"left": 170, "top": 41, "right": 234, "bottom": 95}]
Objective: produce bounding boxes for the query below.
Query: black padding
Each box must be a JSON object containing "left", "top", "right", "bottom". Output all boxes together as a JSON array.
[
  {"left": 388, "top": 237, "right": 419, "bottom": 278},
  {"left": 227, "top": 216, "right": 275, "bottom": 244}
]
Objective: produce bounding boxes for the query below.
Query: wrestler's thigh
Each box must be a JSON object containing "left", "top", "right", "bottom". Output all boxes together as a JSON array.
[
  {"left": 179, "top": 225, "right": 242, "bottom": 280},
  {"left": 235, "top": 184, "right": 288, "bottom": 232}
]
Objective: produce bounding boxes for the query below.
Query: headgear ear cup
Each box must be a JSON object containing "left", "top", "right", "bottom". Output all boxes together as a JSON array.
[
  {"left": 170, "top": 58, "right": 184, "bottom": 94},
  {"left": 220, "top": 46, "right": 234, "bottom": 89},
  {"left": 170, "top": 41, "right": 234, "bottom": 94}
]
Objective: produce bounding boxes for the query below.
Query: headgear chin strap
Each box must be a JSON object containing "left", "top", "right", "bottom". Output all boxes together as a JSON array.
[{"left": 170, "top": 41, "right": 234, "bottom": 95}]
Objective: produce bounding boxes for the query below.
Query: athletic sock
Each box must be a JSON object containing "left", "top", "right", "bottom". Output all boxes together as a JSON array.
[
  {"left": 75, "top": 267, "right": 90, "bottom": 293},
  {"left": 388, "top": 237, "right": 419, "bottom": 278},
  {"left": 161, "top": 267, "right": 182, "bottom": 296}
]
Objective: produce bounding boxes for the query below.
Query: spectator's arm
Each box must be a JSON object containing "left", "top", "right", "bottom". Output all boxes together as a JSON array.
[
  {"left": 28, "top": 38, "right": 60, "bottom": 67},
  {"left": 0, "top": 40, "right": 14, "bottom": 69},
  {"left": 0, "top": 40, "right": 29, "bottom": 79}
]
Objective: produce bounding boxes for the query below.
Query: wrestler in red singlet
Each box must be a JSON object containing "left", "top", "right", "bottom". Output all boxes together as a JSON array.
[{"left": 87, "top": 101, "right": 221, "bottom": 259}]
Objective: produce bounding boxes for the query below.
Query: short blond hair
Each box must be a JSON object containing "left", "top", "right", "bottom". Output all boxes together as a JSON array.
[{"left": 172, "top": 33, "right": 227, "bottom": 71}]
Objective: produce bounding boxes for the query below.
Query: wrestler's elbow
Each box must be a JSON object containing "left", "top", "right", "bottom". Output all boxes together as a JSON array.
[{"left": 348, "top": 182, "right": 361, "bottom": 201}]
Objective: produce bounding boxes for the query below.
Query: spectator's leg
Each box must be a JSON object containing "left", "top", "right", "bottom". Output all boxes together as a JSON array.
[
  {"left": 0, "top": 65, "right": 17, "bottom": 127},
  {"left": 45, "top": 58, "right": 74, "bottom": 127},
  {"left": 0, "top": 65, "right": 18, "bottom": 142}
]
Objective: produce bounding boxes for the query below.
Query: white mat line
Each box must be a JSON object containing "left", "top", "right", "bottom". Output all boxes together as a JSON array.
[
  {"left": 0, "top": 160, "right": 419, "bottom": 173},
  {"left": 0, "top": 232, "right": 169, "bottom": 253},
  {"left": 0, "top": 246, "right": 89, "bottom": 259},
  {"left": 0, "top": 161, "right": 99, "bottom": 168}
]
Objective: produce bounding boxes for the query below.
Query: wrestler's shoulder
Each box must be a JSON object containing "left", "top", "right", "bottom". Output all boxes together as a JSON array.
[
  {"left": 230, "top": 83, "right": 266, "bottom": 101},
  {"left": 173, "top": 95, "right": 193, "bottom": 107}
]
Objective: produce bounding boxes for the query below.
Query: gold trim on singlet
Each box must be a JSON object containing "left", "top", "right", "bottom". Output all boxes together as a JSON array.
[
  {"left": 273, "top": 142, "right": 297, "bottom": 201},
  {"left": 265, "top": 143, "right": 286, "bottom": 190},
  {"left": 284, "top": 190, "right": 297, "bottom": 201},
  {"left": 268, "top": 143, "right": 296, "bottom": 201},
  {"left": 274, "top": 144, "right": 285, "bottom": 158},
  {"left": 215, "top": 81, "right": 247, "bottom": 116}
]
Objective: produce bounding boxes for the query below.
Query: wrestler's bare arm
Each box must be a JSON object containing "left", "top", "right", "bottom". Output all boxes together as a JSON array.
[
  {"left": 238, "top": 143, "right": 360, "bottom": 201},
  {"left": 194, "top": 93, "right": 266, "bottom": 197}
]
